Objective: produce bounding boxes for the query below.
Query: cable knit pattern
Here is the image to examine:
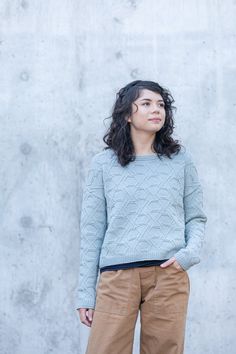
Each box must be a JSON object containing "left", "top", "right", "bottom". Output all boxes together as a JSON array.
[{"left": 77, "top": 146, "right": 207, "bottom": 309}]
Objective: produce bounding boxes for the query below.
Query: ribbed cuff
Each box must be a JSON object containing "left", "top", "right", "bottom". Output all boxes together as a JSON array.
[
  {"left": 174, "top": 247, "right": 200, "bottom": 271},
  {"left": 76, "top": 297, "right": 96, "bottom": 310},
  {"left": 76, "top": 302, "right": 96, "bottom": 310}
]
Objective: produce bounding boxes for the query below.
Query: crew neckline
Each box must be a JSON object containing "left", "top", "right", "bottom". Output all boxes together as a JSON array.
[{"left": 135, "top": 154, "right": 158, "bottom": 160}]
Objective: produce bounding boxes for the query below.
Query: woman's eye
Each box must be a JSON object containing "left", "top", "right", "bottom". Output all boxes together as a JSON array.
[{"left": 142, "top": 102, "right": 165, "bottom": 108}]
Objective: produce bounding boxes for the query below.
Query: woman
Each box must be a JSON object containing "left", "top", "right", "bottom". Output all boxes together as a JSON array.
[{"left": 76, "top": 80, "right": 207, "bottom": 354}]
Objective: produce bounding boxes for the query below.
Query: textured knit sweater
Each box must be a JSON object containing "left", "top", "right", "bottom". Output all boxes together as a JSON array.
[{"left": 77, "top": 146, "right": 207, "bottom": 309}]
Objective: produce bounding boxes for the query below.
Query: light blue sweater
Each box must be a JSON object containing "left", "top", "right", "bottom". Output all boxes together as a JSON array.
[{"left": 77, "top": 147, "right": 207, "bottom": 309}]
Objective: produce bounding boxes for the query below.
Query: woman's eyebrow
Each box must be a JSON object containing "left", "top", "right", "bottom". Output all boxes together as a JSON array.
[{"left": 138, "top": 98, "right": 164, "bottom": 102}]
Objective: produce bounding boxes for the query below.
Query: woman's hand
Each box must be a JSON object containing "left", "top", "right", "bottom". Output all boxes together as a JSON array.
[
  {"left": 77, "top": 308, "right": 95, "bottom": 327},
  {"left": 160, "top": 257, "right": 184, "bottom": 270}
]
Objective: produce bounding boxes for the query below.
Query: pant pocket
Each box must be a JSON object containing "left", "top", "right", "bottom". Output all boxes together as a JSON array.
[
  {"left": 171, "top": 261, "right": 186, "bottom": 272},
  {"left": 95, "top": 269, "right": 132, "bottom": 316},
  {"left": 154, "top": 266, "right": 190, "bottom": 314}
]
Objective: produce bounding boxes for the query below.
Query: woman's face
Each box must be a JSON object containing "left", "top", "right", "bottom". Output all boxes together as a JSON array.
[{"left": 127, "top": 89, "right": 166, "bottom": 133}]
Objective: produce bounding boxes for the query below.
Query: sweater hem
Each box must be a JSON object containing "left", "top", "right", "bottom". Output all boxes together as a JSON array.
[{"left": 98, "top": 251, "right": 180, "bottom": 269}]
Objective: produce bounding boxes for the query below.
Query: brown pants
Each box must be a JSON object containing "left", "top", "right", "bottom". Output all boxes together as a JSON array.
[{"left": 85, "top": 263, "right": 190, "bottom": 354}]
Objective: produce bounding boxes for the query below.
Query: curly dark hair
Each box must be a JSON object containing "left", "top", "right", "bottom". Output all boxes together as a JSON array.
[{"left": 102, "top": 80, "right": 183, "bottom": 167}]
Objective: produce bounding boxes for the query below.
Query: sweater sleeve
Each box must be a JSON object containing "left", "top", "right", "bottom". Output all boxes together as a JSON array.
[
  {"left": 77, "top": 154, "right": 107, "bottom": 309},
  {"left": 174, "top": 150, "right": 207, "bottom": 270}
]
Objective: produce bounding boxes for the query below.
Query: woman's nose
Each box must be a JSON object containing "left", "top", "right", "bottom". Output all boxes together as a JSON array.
[{"left": 151, "top": 105, "right": 160, "bottom": 113}]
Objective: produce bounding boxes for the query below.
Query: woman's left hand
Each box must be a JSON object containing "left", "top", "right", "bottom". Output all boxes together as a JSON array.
[{"left": 160, "top": 257, "right": 184, "bottom": 270}]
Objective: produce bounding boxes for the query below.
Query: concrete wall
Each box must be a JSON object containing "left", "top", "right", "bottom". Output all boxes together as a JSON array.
[{"left": 0, "top": 0, "right": 235, "bottom": 353}]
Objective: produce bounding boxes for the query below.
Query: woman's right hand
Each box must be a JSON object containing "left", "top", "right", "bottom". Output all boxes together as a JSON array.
[{"left": 77, "top": 308, "right": 95, "bottom": 327}]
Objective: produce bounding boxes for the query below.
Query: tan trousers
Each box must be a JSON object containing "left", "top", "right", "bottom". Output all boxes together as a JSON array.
[{"left": 85, "top": 263, "right": 190, "bottom": 354}]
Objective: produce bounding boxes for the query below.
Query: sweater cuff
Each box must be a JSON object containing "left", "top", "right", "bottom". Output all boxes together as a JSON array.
[
  {"left": 174, "top": 247, "right": 201, "bottom": 271},
  {"left": 76, "top": 299, "right": 96, "bottom": 310}
]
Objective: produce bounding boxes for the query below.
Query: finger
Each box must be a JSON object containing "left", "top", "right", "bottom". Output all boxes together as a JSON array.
[
  {"left": 82, "top": 318, "right": 92, "bottom": 327},
  {"left": 160, "top": 257, "right": 175, "bottom": 267}
]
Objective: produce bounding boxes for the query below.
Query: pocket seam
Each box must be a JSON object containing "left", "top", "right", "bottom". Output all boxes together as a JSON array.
[{"left": 171, "top": 262, "right": 185, "bottom": 271}]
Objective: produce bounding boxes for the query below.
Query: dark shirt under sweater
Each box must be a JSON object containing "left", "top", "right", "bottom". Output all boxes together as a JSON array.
[{"left": 100, "top": 259, "right": 169, "bottom": 273}]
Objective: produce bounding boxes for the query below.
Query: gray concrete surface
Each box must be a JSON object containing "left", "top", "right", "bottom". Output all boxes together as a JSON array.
[{"left": 0, "top": 0, "right": 235, "bottom": 353}]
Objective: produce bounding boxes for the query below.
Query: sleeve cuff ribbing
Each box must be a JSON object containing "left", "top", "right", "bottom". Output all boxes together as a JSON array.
[{"left": 174, "top": 247, "right": 201, "bottom": 271}]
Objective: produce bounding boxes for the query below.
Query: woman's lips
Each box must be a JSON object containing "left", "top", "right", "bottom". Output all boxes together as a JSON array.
[{"left": 149, "top": 119, "right": 161, "bottom": 122}]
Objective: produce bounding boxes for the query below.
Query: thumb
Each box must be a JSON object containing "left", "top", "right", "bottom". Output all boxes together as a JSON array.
[
  {"left": 160, "top": 257, "right": 175, "bottom": 268},
  {"left": 87, "top": 308, "right": 94, "bottom": 321}
]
